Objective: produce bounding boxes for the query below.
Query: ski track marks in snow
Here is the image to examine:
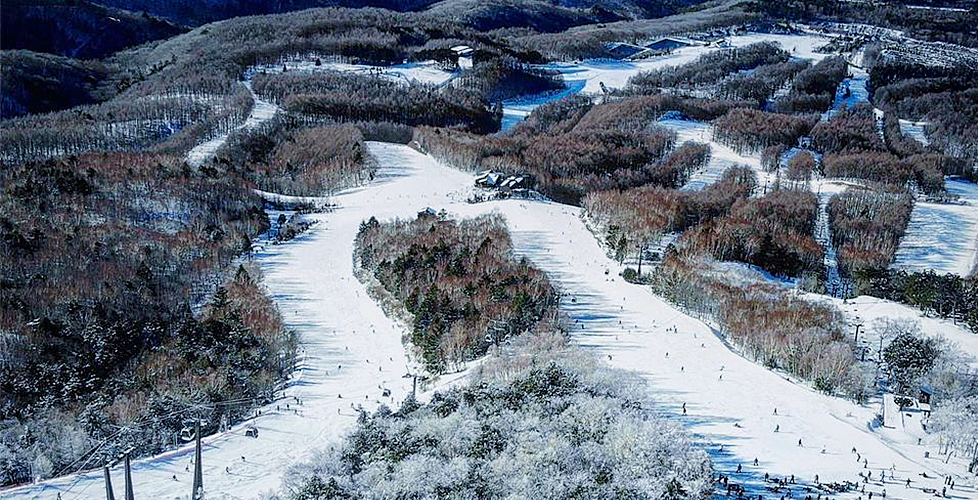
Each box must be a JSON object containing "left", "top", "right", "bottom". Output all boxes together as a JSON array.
[
  {"left": 11, "top": 142, "right": 977, "bottom": 500},
  {"left": 894, "top": 178, "right": 978, "bottom": 276},
  {"left": 4, "top": 143, "right": 472, "bottom": 500},
  {"left": 451, "top": 197, "right": 976, "bottom": 500}
]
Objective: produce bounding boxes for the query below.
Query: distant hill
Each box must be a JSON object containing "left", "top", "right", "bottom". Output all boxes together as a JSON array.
[
  {"left": 1, "top": 1, "right": 184, "bottom": 59},
  {"left": 0, "top": 50, "right": 116, "bottom": 118},
  {"left": 96, "top": 0, "right": 441, "bottom": 26},
  {"left": 96, "top": 0, "right": 689, "bottom": 29}
]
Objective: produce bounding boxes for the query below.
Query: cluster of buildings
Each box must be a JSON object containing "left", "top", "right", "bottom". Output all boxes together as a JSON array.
[{"left": 474, "top": 170, "right": 534, "bottom": 190}]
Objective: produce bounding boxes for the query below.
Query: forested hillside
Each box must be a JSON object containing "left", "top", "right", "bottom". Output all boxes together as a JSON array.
[
  {"left": 1, "top": 1, "right": 184, "bottom": 59},
  {"left": 355, "top": 212, "right": 559, "bottom": 372},
  {"left": 0, "top": 50, "right": 115, "bottom": 118}
]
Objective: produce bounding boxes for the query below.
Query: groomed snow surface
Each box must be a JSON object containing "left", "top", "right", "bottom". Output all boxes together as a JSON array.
[
  {"left": 655, "top": 118, "right": 779, "bottom": 193},
  {"left": 251, "top": 60, "right": 457, "bottom": 87},
  {"left": 894, "top": 178, "right": 978, "bottom": 277},
  {"left": 12, "top": 141, "right": 978, "bottom": 500}
]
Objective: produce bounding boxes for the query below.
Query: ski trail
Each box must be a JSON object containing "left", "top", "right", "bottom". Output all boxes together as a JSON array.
[
  {"left": 10, "top": 144, "right": 976, "bottom": 498},
  {"left": 815, "top": 180, "right": 845, "bottom": 297},
  {"left": 3, "top": 143, "right": 471, "bottom": 500},
  {"left": 185, "top": 80, "right": 280, "bottom": 168},
  {"left": 450, "top": 197, "right": 972, "bottom": 500}
]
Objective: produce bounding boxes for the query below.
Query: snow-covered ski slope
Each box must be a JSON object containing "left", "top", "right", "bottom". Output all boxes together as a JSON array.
[
  {"left": 185, "top": 81, "right": 280, "bottom": 167},
  {"left": 898, "top": 119, "right": 930, "bottom": 146},
  {"left": 501, "top": 33, "right": 831, "bottom": 131},
  {"left": 13, "top": 142, "right": 978, "bottom": 499},
  {"left": 250, "top": 59, "right": 457, "bottom": 87},
  {"left": 6, "top": 144, "right": 472, "bottom": 500},
  {"left": 893, "top": 178, "right": 978, "bottom": 276},
  {"left": 656, "top": 118, "right": 779, "bottom": 193}
]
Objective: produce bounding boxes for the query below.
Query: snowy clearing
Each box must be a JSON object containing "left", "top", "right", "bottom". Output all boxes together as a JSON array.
[
  {"left": 822, "top": 295, "right": 978, "bottom": 370},
  {"left": 898, "top": 119, "right": 930, "bottom": 146},
  {"left": 893, "top": 178, "right": 978, "bottom": 276},
  {"left": 250, "top": 59, "right": 457, "bottom": 87}
]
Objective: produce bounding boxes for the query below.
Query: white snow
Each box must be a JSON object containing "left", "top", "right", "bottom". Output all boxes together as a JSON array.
[
  {"left": 656, "top": 118, "right": 777, "bottom": 193},
  {"left": 11, "top": 142, "right": 978, "bottom": 499},
  {"left": 813, "top": 180, "right": 853, "bottom": 297},
  {"left": 252, "top": 189, "right": 331, "bottom": 209},
  {"left": 894, "top": 178, "right": 978, "bottom": 276},
  {"left": 502, "top": 33, "right": 831, "bottom": 131},
  {"left": 251, "top": 60, "right": 457, "bottom": 87},
  {"left": 14, "top": 35, "right": 978, "bottom": 498},
  {"left": 823, "top": 62, "right": 869, "bottom": 121},
  {"left": 898, "top": 119, "right": 930, "bottom": 146},
  {"left": 823, "top": 294, "right": 978, "bottom": 370},
  {"left": 185, "top": 81, "right": 280, "bottom": 168}
]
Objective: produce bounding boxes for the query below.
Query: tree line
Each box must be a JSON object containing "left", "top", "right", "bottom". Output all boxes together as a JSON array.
[
  {"left": 713, "top": 108, "right": 818, "bottom": 154},
  {"left": 584, "top": 166, "right": 756, "bottom": 274},
  {"left": 283, "top": 349, "right": 714, "bottom": 499},
  {"left": 769, "top": 56, "right": 848, "bottom": 114},
  {"left": 652, "top": 253, "right": 863, "bottom": 398},
  {"left": 0, "top": 152, "right": 294, "bottom": 485},
  {"left": 627, "top": 42, "right": 790, "bottom": 94},
  {"left": 678, "top": 188, "right": 823, "bottom": 279},
  {"left": 871, "top": 59, "right": 978, "bottom": 177},
  {"left": 861, "top": 269, "right": 978, "bottom": 333},
  {"left": 354, "top": 212, "right": 559, "bottom": 373},
  {"left": 828, "top": 188, "right": 914, "bottom": 288},
  {"left": 214, "top": 116, "right": 376, "bottom": 196},
  {"left": 716, "top": 58, "right": 811, "bottom": 107}
]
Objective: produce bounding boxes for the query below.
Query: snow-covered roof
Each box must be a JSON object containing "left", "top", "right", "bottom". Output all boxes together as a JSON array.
[{"left": 451, "top": 45, "right": 474, "bottom": 55}]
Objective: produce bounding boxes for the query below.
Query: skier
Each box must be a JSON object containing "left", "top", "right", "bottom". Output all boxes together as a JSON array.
[
  {"left": 738, "top": 464, "right": 743, "bottom": 473},
  {"left": 775, "top": 424, "right": 780, "bottom": 432},
  {"left": 798, "top": 439, "right": 802, "bottom": 446},
  {"left": 754, "top": 458, "right": 759, "bottom": 466}
]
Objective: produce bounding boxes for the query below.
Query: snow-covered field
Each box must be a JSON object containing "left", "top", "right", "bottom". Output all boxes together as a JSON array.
[
  {"left": 893, "top": 178, "right": 978, "bottom": 276},
  {"left": 13, "top": 141, "right": 978, "bottom": 500},
  {"left": 250, "top": 60, "right": 457, "bottom": 87}
]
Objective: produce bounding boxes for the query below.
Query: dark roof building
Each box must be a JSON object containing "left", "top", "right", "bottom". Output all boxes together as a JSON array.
[{"left": 645, "top": 37, "right": 693, "bottom": 52}]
